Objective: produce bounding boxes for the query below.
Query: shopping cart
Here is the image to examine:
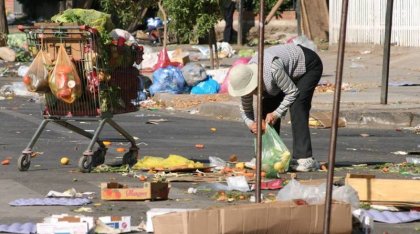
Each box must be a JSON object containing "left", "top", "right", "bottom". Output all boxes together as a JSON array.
[{"left": 17, "top": 24, "right": 144, "bottom": 172}]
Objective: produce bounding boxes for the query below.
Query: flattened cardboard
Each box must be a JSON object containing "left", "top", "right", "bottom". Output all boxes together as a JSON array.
[
  {"left": 152, "top": 201, "right": 352, "bottom": 234},
  {"left": 310, "top": 112, "right": 347, "bottom": 128},
  {"left": 101, "top": 182, "right": 169, "bottom": 201},
  {"left": 98, "top": 216, "right": 131, "bottom": 233},
  {"left": 346, "top": 173, "right": 420, "bottom": 205}
]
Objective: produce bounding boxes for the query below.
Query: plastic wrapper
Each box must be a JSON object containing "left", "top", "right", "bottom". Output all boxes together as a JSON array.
[
  {"left": 49, "top": 45, "right": 82, "bottom": 104},
  {"left": 23, "top": 50, "right": 52, "bottom": 93},
  {"left": 257, "top": 124, "right": 291, "bottom": 177},
  {"left": 181, "top": 62, "right": 207, "bottom": 86}
]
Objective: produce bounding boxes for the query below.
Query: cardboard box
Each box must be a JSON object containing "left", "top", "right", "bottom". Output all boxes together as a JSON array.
[
  {"left": 152, "top": 201, "right": 352, "bottom": 234},
  {"left": 36, "top": 214, "right": 94, "bottom": 234},
  {"left": 345, "top": 173, "right": 420, "bottom": 205},
  {"left": 98, "top": 216, "right": 131, "bottom": 233},
  {"left": 146, "top": 208, "right": 199, "bottom": 232},
  {"left": 100, "top": 182, "right": 169, "bottom": 201}
]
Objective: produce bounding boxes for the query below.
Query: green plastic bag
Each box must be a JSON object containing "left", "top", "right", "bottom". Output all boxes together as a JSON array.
[{"left": 257, "top": 123, "right": 291, "bottom": 178}]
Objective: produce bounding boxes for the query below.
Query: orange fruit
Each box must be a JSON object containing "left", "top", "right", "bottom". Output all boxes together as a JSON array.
[{"left": 116, "top": 148, "right": 125, "bottom": 153}]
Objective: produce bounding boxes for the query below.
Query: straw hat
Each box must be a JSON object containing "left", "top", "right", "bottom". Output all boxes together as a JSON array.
[{"left": 227, "top": 63, "right": 258, "bottom": 97}]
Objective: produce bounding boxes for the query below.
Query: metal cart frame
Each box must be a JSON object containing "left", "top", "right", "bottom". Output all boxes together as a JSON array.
[{"left": 17, "top": 24, "right": 142, "bottom": 172}]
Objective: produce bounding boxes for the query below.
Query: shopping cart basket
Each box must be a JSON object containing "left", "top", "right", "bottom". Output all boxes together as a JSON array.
[{"left": 17, "top": 24, "right": 144, "bottom": 172}]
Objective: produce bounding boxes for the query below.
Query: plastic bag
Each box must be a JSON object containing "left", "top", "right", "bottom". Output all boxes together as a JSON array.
[
  {"left": 152, "top": 48, "right": 180, "bottom": 71},
  {"left": 22, "top": 50, "right": 52, "bottom": 93},
  {"left": 190, "top": 77, "right": 220, "bottom": 95},
  {"left": 181, "top": 62, "right": 207, "bottom": 86},
  {"left": 276, "top": 179, "right": 360, "bottom": 209},
  {"left": 258, "top": 123, "right": 291, "bottom": 177},
  {"left": 149, "top": 66, "right": 188, "bottom": 95},
  {"left": 49, "top": 45, "right": 82, "bottom": 104}
]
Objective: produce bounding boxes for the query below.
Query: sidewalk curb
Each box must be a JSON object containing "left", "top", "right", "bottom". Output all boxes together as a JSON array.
[{"left": 197, "top": 102, "right": 420, "bottom": 129}]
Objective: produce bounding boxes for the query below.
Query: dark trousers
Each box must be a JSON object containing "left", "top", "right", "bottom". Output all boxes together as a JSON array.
[
  {"left": 223, "top": 1, "right": 235, "bottom": 43},
  {"left": 262, "top": 46, "right": 323, "bottom": 159}
]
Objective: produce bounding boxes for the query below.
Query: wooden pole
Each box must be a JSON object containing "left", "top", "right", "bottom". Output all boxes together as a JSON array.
[
  {"left": 255, "top": 0, "right": 265, "bottom": 204},
  {"left": 323, "top": 0, "right": 349, "bottom": 233}
]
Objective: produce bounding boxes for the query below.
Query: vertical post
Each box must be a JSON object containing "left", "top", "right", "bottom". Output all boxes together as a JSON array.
[
  {"left": 237, "top": 0, "right": 243, "bottom": 45},
  {"left": 323, "top": 0, "right": 349, "bottom": 233},
  {"left": 255, "top": 0, "right": 265, "bottom": 203},
  {"left": 380, "top": 0, "right": 394, "bottom": 104},
  {"left": 296, "top": 0, "right": 302, "bottom": 36}
]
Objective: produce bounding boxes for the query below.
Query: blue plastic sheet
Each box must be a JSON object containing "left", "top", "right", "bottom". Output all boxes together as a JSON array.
[
  {"left": 190, "top": 77, "right": 220, "bottom": 95},
  {"left": 149, "top": 66, "right": 189, "bottom": 95}
]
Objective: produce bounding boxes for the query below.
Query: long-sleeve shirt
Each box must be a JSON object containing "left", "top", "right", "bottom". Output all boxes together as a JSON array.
[{"left": 241, "top": 45, "right": 306, "bottom": 126}]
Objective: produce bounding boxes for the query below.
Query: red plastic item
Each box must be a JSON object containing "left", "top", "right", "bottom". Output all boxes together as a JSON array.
[{"left": 152, "top": 48, "right": 180, "bottom": 71}]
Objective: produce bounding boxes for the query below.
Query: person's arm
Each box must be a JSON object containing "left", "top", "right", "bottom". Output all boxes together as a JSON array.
[
  {"left": 240, "top": 93, "right": 254, "bottom": 128},
  {"left": 271, "top": 58, "right": 299, "bottom": 119}
]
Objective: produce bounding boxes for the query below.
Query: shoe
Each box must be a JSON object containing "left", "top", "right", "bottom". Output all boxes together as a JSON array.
[{"left": 290, "top": 157, "right": 320, "bottom": 172}]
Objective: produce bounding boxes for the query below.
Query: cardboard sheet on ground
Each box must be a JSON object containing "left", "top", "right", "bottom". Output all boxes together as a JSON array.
[
  {"left": 361, "top": 209, "right": 420, "bottom": 224},
  {"left": 309, "top": 112, "right": 347, "bottom": 128}
]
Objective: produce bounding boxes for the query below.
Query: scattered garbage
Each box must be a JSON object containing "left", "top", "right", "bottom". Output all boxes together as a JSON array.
[
  {"left": 37, "top": 214, "right": 95, "bottom": 234},
  {"left": 355, "top": 209, "right": 420, "bottom": 224},
  {"left": 100, "top": 181, "right": 169, "bottom": 201},
  {"left": 46, "top": 188, "right": 94, "bottom": 199},
  {"left": 149, "top": 66, "right": 188, "bottom": 95},
  {"left": 0, "top": 82, "right": 41, "bottom": 97},
  {"left": 132, "top": 154, "right": 204, "bottom": 171},
  {"left": 190, "top": 76, "right": 220, "bottom": 95},
  {"left": 17, "top": 65, "right": 29, "bottom": 77},
  {"left": 0, "top": 47, "right": 16, "bottom": 62},
  {"left": 407, "top": 157, "right": 420, "bottom": 165}
]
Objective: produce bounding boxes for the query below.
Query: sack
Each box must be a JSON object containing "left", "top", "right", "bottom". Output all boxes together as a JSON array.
[
  {"left": 258, "top": 123, "right": 291, "bottom": 178},
  {"left": 49, "top": 45, "right": 82, "bottom": 104},
  {"left": 190, "top": 77, "right": 220, "bottom": 95},
  {"left": 23, "top": 50, "right": 52, "bottom": 93},
  {"left": 181, "top": 62, "right": 207, "bottom": 86}
]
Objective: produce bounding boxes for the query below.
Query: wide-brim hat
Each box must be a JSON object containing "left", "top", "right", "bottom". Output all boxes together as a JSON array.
[{"left": 227, "top": 63, "right": 258, "bottom": 97}]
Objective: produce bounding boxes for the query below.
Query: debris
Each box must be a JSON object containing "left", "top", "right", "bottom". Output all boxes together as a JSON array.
[
  {"left": 229, "top": 154, "right": 238, "bottom": 162},
  {"left": 132, "top": 154, "right": 204, "bottom": 171},
  {"left": 392, "top": 151, "right": 408, "bottom": 155},
  {"left": 9, "top": 197, "right": 91, "bottom": 206},
  {"left": 407, "top": 157, "right": 420, "bottom": 165},
  {"left": 98, "top": 216, "right": 131, "bottom": 233},
  {"left": 146, "top": 118, "right": 168, "bottom": 124},
  {"left": 356, "top": 209, "right": 420, "bottom": 224},
  {"left": 37, "top": 214, "right": 94, "bottom": 234},
  {"left": 73, "top": 207, "right": 93, "bottom": 213},
  {"left": 210, "top": 127, "right": 217, "bottom": 133},
  {"left": 1, "top": 159, "right": 10, "bottom": 165},
  {"left": 116, "top": 147, "right": 126, "bottom": 153},
  {"left": 187, "top": 187, "right": 197, "bottom": 194},
  {"left": 195, "top": 144, "right": 204, "bottom": 149},
  {"left": 92, "top": 164, "right": 130, "bottom": 173},
  {"left": 100, "top": 182, "right": 169, "bottom": 201},
  {"left": 360, "top": 133, "right": 370, "bottom": 137},
  {"left": 0, "top": 222, "right": 36, "bottom": 234}
]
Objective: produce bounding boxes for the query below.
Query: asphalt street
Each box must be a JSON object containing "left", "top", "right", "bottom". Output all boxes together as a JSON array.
[{"left": 0, "top": 95, "right": 419, "bottom": 233}]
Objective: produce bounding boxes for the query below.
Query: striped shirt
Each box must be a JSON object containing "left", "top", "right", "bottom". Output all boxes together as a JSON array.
[{"left": 241, "top": 44, "right": 306, "bottom": 126}]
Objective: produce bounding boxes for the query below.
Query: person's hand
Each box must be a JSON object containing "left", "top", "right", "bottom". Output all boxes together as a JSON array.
[
  {"left": 249, "top": 120, "right": 266, "bottom": 134},
  {"left": 265, "top": 112, "right": 278, "bottom": 125}
]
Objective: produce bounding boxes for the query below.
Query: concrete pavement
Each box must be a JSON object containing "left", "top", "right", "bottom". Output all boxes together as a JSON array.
[{"left": 154, "top": 44, "right": 420, "bottom": 129}]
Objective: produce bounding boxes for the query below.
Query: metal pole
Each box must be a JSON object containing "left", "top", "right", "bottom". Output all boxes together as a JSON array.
[
  {"left": 237, "top": 0, "right": 243, "bottom": 45},
  {"left": 323, "top": 0, "right": 349, "bottom": 233},
  {"left": 380, "top": 0, "right": 394, "bottom": 104},
  {"left": 296, "top": 0, "right": 302, "bottom": 36},
  {"left": 255, "top": 0, "right": 265, "bottom": 203}
]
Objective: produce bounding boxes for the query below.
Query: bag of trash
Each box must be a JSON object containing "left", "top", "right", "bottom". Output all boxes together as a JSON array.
[
  {"left": 181, "top": 62, "right": 207, "bottom": 86},
  {"left": 149, "top": 66, "right": 188, "bottom": 95},
  {"left": 49, "top": 44, "right": 82, "bottom": 104},
  {"left": 257, "top": 123, "right": 291, "bottom": 177},
  {"left": 190, "top": 77, "right": 220, "bottom": 95},
  {"left": 23, "top": 50, "right": 52, "bottom": 93}
]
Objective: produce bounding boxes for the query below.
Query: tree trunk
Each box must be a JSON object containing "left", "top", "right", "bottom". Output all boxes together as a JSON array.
[
  {"left": 82, "top": 0, "right": 94, "bottom": 9},
  {"left": 127, "top": 7, "right": 148, "bottom": 33},
  {"left": 211, "top": 27, "right": 219, "bottom": 68},
  {"left": 0, "top": 0, "right": 8, "bottom": 46},
  {"left": 158, "top": 1, "right": 168, "bottom": 48}
]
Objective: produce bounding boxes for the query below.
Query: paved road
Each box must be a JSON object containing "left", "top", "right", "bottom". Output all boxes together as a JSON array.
[{"left": 0, "top": 96, "right": 419, "bottom": 233}]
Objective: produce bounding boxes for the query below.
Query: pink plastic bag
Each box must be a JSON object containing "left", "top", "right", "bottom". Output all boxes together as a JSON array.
[{"left": 219, "top": 57, "right": 251, "bottom": 93}]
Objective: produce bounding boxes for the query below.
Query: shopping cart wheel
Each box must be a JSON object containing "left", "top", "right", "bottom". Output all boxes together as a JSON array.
[
  {"left": 92, "top": 147, "right": 107, "bottom": 167},
  {"left": 78, "top": 156, "right": 92, "bottom": 173},
  {"left": 18, "top": 154, "right": 31, "bottom": 171},
  {"left": 122, "top": 149, "right": 138, "bottom": 166}
]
